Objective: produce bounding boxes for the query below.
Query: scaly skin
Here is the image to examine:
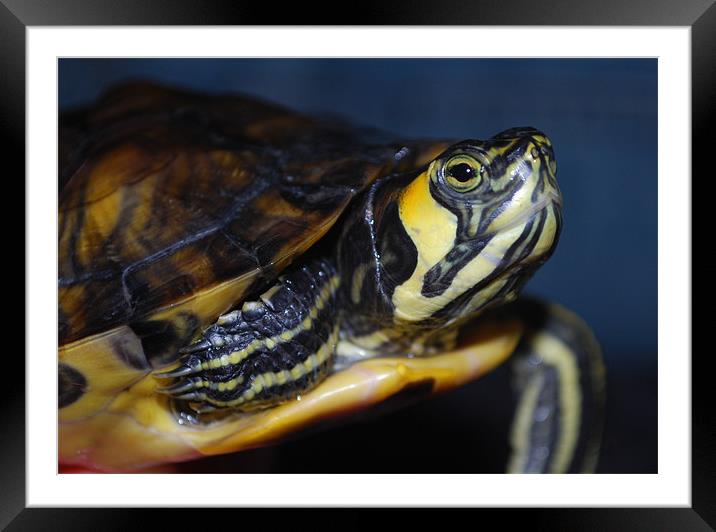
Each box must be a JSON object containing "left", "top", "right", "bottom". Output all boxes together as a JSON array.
[{"left": 159, "top": 128, "right": 562, "bottom": 415}]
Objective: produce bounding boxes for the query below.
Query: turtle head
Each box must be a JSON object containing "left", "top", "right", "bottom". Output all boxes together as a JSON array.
[{"left": 390, "top": 127, "right": 563, "bottom": 326}]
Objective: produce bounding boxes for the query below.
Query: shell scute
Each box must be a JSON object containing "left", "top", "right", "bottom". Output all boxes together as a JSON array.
[{"left": 59, "top": 83, "right": 400, "bottom": 347}]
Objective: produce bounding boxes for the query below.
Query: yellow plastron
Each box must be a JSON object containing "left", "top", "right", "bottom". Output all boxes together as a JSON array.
[{"left": 59, "top": 318, "right": 521, "bottom": 472}]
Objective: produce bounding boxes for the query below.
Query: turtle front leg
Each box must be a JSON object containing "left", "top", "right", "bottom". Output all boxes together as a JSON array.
[
  {"left": 156, "top": 258, "right": 341, "bottom": 413},
  {"left": 506, "top": 299, "right": 606, "bottom": 474}
]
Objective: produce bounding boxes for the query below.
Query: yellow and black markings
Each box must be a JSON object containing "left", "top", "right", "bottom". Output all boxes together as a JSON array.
[{"left": 157, "top": 258, "right": 342, "bottom": 411}]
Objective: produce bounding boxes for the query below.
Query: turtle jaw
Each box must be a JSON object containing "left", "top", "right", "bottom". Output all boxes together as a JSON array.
[
  {"left": 461, "top": 188, "right": 564, "bottom": 320},
  {"left": 418, "top": 191, "right": 562, "bottom": 300},
  {"left": 414, "top": 203, "right": 561, "bottom": 332}
]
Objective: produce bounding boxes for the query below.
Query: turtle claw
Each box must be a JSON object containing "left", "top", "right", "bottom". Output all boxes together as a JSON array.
[
  {"left": 156, "top": 378, "right": 201, "bottom": 395},
  {"left": 179, "top": 338, "right": 212, "bottom": 354},
  {"left": 174, "top": 391, "right": 207, "bottom": 402},
  {"left": 192, "top": 404, "right": 218, "bottom": 415},
  {"left": 155, "top": 363, "right": 200, "bottom": 379}
]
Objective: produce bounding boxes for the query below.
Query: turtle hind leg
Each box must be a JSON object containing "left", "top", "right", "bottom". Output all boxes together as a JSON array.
[
  {"left": 156, "top": 257, "right": 342, "bottom": 413},
  {"left": 506, "top": 299, "right": 606, "bottom": 474}
]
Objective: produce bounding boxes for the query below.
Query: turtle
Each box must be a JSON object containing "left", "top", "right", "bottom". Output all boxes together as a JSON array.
[{"left": 58, "top": 82, "right": 605, "bottom": 473}]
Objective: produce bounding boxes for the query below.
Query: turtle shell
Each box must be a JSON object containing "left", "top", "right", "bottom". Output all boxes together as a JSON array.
[{"left": 60, "top": 83, "right": 431, "bottom": 364}]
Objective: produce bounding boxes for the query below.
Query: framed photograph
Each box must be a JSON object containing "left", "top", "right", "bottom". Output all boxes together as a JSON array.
[{"left": 8, "top": 0, "right": 708, "bottom": 527}]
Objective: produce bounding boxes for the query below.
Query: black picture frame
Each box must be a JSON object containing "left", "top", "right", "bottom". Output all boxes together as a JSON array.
[{"left": 5, "top": 0, "right": 710, "bottom": 528}]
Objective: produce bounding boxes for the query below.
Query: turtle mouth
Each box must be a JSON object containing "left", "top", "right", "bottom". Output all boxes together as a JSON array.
[
  {"left": 489, "top": 189, "right": 562, "bottom": 237},
  {"left": 504, "top": 189, "right": 563, "bottom": 263}
]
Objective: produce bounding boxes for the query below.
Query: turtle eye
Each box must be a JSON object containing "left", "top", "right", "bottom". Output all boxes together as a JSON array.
[{"left": 443, "top": 155, "right": 484, "bottom": 193}]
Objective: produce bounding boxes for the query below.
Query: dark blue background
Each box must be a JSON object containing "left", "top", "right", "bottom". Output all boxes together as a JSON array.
[{"left": 58, "top": 59, "right": 657, "bottom": 472}]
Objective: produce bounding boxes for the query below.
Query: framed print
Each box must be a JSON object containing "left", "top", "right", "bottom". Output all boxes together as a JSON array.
[{"left": 6, "top": 0, "right": 711, "bottom": 527}]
